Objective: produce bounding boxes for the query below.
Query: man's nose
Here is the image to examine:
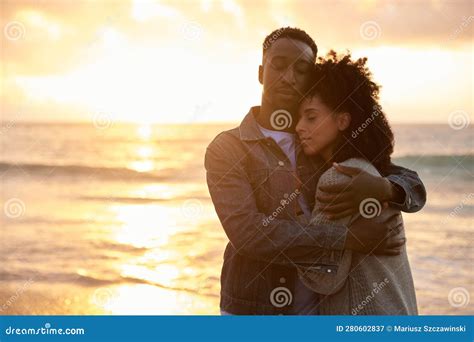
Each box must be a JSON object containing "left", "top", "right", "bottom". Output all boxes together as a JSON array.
[{"left": 282, "top": 67, "right": 296, "bottom": 86}]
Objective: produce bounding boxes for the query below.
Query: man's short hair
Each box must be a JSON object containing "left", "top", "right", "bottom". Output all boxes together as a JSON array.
[{"left": 262, "top": 27, "right": 318, "bottom": 61}]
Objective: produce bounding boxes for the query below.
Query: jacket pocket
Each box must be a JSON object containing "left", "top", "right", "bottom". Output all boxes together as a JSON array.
[
  {"left": 247, "top": 169, "right": 270, "bottom": 213},
  {"left": 247, "top": 169, "right": 269, "bottom": 187}
]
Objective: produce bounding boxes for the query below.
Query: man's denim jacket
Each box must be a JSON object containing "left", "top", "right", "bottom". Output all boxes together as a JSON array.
[{"left": 205, "top": 106, "right": 426, "bottom": 315}]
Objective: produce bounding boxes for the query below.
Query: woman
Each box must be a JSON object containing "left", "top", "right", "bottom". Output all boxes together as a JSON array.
[{"left": 295, "top": 51, "right": 417, "bottom": 315}]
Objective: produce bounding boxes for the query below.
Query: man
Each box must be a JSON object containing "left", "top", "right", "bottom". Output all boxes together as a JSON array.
[{"left": 205, "top": 27, "right": 426, "bottom": 315}]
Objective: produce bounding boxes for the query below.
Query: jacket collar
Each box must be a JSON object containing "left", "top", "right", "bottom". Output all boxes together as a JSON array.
[
  {"left": 239, "top": 106, "right": 304, "bottom": 149},
  {"left": 238, "top": 106, "right": 324, "bottom": 172},
  {"left": 238, "top": 106, "right": 267, "bottom": 141}
]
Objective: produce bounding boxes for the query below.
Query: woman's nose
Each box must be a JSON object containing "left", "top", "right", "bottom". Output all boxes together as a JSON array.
[{"left": 295, "top": 119, "right": 304, "bottom": 134}]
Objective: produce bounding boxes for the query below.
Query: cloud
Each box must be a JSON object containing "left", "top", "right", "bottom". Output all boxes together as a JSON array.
[{"left": 0, "top": 0, "right": 472, "bottom": 123}]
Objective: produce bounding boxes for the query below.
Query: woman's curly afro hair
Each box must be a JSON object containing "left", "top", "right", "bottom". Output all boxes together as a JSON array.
[{"left": 308, "top": 50, "right": 395, "bottom": 174}]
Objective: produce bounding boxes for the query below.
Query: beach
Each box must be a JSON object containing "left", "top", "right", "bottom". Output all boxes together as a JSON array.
[{"left": 0, "top": 123, "right": 472, "bottom": 315}]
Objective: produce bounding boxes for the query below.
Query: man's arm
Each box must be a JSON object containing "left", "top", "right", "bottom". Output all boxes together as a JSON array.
[
  {"left": 205, "top": 133, "right": 347, "bottom": 265},
  {"left": 383, "top": 162, "right": 427, "bottom": 213},
  {"left": 317, "top": 162, "right": 426, "bottom": 219}
]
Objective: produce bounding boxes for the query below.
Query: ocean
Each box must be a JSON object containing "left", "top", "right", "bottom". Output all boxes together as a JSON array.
[{"left": 0, "top": 122, "right": 472, "bottom": 314}]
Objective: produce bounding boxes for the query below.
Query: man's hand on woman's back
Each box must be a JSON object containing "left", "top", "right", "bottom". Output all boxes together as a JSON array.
[
  {"left": 344, "top": 211, "right": 406, "bottom": 256},
  {"left": 317, "top": 163, "right": 395, "bottom": 220}
]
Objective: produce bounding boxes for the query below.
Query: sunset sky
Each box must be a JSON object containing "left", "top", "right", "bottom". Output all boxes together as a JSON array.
[{"left": 1, "top": 0, "right": 472, "bottom": 124}]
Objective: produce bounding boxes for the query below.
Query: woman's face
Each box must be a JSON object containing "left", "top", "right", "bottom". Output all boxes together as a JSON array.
[{"left": 296, "top": 95, "right": 350, "bottom": 160}]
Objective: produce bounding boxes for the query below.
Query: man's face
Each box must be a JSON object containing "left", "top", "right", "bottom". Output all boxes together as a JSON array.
[{"left": 259, "top": 37, "right": 315, "bottom": 111}]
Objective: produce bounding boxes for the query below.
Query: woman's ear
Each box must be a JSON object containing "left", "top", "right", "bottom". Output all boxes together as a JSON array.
[
  {"left": 258, "top": 65, "right": 263, "bottom": 85},
  {"left": 337, "top": 112, "right": 351, "bottom": 131}
]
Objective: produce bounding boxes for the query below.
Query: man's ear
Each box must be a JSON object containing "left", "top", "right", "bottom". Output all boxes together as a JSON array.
[
  {"left": 337, "top": 112, "right": 351, "bottom": 131},
  {"left": 258, "top": 65, "right": 263, "bottom": 85}
]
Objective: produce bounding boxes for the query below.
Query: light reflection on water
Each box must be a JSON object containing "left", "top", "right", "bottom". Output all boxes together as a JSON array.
[
  {"left": 96, "top": 284, "right": 218, "bottom": 315},
  {"left": 97, "top": 188, "right": 223, "bottom": 314},
  {"left": 111, "top": 205, "right": 179, "bottom": 249},
  {"left": 0, "top": 123, "right": 472, "bottom": 314}
]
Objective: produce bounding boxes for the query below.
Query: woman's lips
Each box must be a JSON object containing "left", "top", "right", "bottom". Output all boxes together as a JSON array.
[{"left": 299, "top": 137, "right": 312, "bottom": 146}]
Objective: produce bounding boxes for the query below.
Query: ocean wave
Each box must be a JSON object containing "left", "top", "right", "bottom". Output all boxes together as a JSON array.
[
  {"left": 0, "top": 162, "right": 169, "bottom": 182},
  {"left": 78, "top": 195, "right": 210, "bottom": 203},
  {"left": 1, "top": 155, "right": 470, "bottom": 182},
  {"left": 0, "top": 271, "right": 219, "bottom": 298},
  {"left": 393, "top": 154, "right": 473, "bottom": 167},
  {"left": 0, "top": 271, "right": 116, "bottom": 286},
  {"left": 93, "top": 273, "right": 219, "bottom": 298},
  {"left": 90, "top": 240, "right": 151, "bottom": 253}
]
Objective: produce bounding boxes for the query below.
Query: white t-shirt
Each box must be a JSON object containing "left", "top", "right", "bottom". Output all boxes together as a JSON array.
[
  {"left": 257, "top": 124, "right": 311, "bottom": 218},
  {"left": 257, "top": 124, "right": 320, "bottom": 315}
]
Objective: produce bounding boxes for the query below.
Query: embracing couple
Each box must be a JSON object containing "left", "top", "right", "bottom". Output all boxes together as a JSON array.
[{"left": 205, "top": 27, "right": 426, "bottom": 315}]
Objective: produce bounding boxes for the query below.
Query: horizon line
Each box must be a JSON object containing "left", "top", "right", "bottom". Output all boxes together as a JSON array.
[{"left": 0, "top": 119, "right": 462, "bottom": 126}]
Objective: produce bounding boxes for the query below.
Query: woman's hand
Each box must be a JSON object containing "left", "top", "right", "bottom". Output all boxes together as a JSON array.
[{"left": 317, "top": 162, "right": 394, "bottom": 220}]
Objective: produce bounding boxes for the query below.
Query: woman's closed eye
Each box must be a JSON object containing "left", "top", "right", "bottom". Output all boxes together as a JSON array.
[{"left": 302, "top": 112, "right": 318, "bottom": 122}]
